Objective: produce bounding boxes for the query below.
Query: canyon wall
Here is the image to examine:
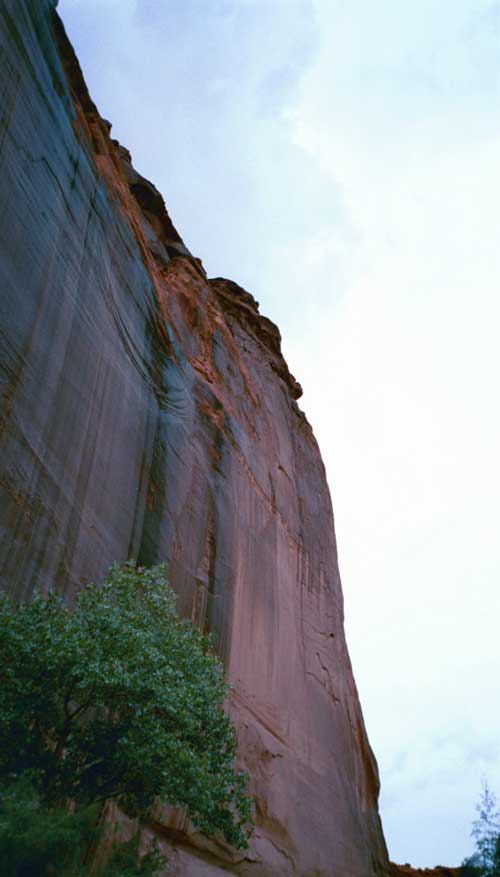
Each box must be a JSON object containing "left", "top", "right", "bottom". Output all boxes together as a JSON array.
[{"left": 0, "top": 2, "right": 390, "bottom": 874}]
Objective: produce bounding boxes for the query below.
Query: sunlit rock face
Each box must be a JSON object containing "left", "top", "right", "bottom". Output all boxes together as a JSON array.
[{"left": 0, "top": 2, "right": 390, "bottom": 873}]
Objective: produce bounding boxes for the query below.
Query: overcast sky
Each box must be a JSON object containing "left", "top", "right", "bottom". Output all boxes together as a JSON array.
[{"left": 59, "top": 0, "right": 500, "bottom": 867}]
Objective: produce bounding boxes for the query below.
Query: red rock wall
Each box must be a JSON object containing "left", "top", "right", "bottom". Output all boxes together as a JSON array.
[{"left": 0, "top": 2, "right": 390, "bottom": 873}]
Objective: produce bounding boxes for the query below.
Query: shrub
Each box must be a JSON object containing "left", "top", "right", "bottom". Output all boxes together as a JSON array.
[{"left": 0, "top": 562, "right": 253, "bottom": 870}]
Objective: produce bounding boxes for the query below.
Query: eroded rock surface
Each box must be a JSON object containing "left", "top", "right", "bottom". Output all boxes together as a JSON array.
[{"left": 0, "top": 2, "right": 390, "bottom": 873}]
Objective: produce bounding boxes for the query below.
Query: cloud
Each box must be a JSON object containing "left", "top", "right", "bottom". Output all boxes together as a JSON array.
[{"left": 278, "top": 0, "right": 500, "bottom": 865}]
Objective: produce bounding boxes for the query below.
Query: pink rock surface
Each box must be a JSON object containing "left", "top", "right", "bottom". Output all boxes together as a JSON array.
[{"left": 0, "top": 3, "right": 390, "bottom": 873}]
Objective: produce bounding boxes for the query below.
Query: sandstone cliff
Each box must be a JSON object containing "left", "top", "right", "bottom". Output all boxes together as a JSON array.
[{"left": 0, "top": 1, "right": 390, "bottom": 873}]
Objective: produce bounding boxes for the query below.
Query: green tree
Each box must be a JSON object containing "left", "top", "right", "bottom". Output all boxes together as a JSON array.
[
  {"left": 0, "top": 774, "right": 98, "bottom": 877},
  {"left": 0, "top": 774, "right": 165, "bottom": 877},
  {"left": 0, "top": 563, "right": 253, "bottom": 859},
  {"left": 463, "top": 782, "right": 500, "bottom": 876}
]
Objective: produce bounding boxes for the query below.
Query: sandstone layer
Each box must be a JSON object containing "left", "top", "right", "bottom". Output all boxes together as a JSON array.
[{"left": 0, "top": 2, "right": 390, "bottom": 874}]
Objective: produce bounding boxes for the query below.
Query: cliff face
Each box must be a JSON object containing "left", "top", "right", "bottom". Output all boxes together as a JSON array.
[{"left": 0, "top": 2, "right": 390, "bottom": 874}]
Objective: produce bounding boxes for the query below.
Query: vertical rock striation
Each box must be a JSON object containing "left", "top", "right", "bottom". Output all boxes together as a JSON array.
[{"left": 0, "top": 2, "right": 390, "bottom": 873}]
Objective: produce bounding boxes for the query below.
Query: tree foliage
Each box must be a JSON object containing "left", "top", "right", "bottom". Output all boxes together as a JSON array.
[
  {"left": 0, "top": 774, "right": 98, "bottom": 877},
  {"left": 0, "top": 563, "right": 253, "bottom": 855},
  {"left": 0, "top": 774, "right": 164, "bottom": 877},
  {"left": 463, "top": 782, "right": 500, "bottom": 876}
]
